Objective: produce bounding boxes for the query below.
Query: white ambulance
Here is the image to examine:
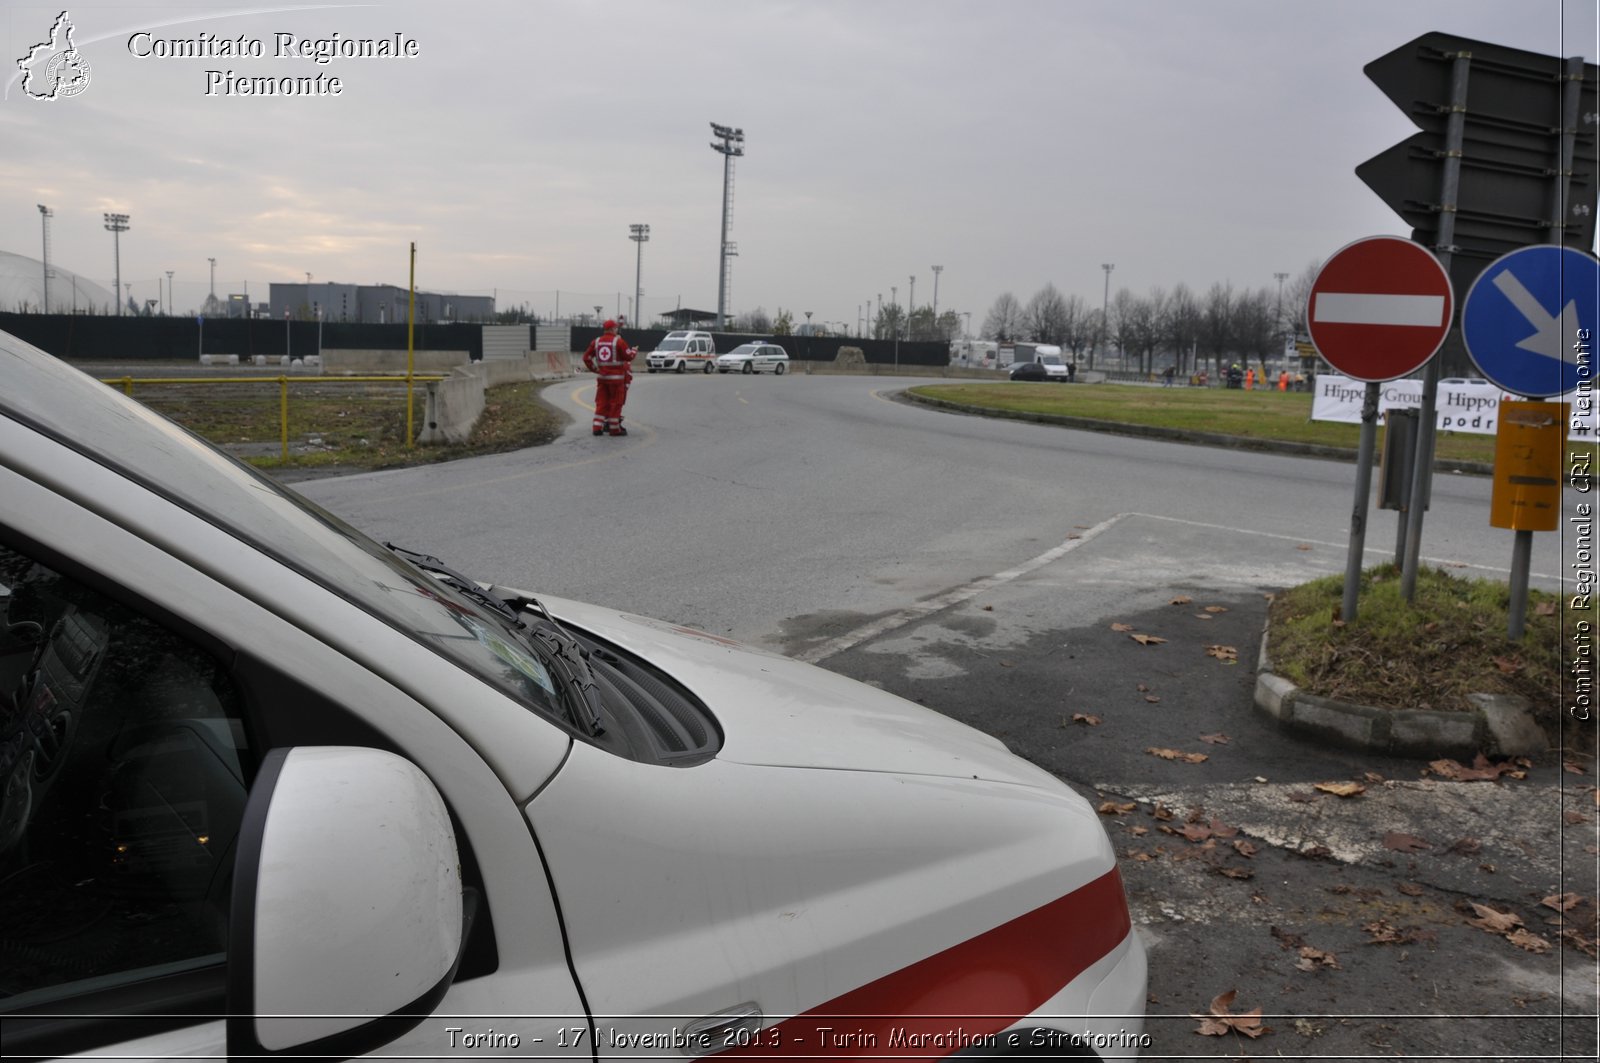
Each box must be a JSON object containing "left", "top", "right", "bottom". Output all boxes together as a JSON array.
[{"left": 645, "top": 330, "right": 717, "bottom": 373}]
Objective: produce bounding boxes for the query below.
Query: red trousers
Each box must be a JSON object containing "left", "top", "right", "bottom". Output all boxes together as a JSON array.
[{"left": 594, "top": 378, "right": 630, "bottom": 431}]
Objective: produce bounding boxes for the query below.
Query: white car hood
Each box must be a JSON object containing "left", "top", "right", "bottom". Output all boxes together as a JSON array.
[{"left": 539, "top": 595, "right": 1063, "bottom": 790}]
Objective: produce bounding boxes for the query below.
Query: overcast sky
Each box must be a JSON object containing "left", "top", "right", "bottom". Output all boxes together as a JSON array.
[{"left": 2, "top": 0, "right": 1595, "bottom": 329}]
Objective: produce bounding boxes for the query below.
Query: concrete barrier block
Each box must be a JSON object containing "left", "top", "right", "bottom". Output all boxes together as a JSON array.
[
  {"left": 1290, "top": 693, "right": 1384, "bottom": 749},
  {"left": 1253, "top": 673, "right": 1297, "bottom": 721},
  {"left": 1470, "top": 693, "right": 1545, "bottom": 756},
  {"left": 1388, "top": 709, "right": 1481, "bottom": 757}
]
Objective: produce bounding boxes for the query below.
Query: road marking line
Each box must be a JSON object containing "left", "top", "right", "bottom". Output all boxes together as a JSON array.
[
  {"left": 1124, "top": 512, "right": 1559, "bottom": 582},
  {"left": 1312, "top": 292, "right": 1445, "bottom": 327},
  {"left": 796, "top": 513, "right": 1130, "bottom": 663}
]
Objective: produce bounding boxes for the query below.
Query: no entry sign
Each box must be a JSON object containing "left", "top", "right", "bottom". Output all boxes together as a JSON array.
[{"left": 1307, "top": 235, "right": 1454, "bottom": 382}]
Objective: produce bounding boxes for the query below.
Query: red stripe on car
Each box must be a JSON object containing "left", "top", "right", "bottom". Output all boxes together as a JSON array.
[{"left": 725, "top": 867, "right": 1131, "bottom": 1059}]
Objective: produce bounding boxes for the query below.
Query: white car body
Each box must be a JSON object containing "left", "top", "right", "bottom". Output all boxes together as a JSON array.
[
  {"left": 714, "top": 342, "right": 790, "bottom": 375},
  {"left": 645, "top": 330, "right": 717, "bottom": 374},
  {"left": 0, "top": 329, "right": 1145, "bottom": 1060}
]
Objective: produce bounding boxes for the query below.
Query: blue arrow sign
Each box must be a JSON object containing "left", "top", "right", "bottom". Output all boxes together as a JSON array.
[{"left": 1462, "top": 245, "right": 1599, "bottom": 398}]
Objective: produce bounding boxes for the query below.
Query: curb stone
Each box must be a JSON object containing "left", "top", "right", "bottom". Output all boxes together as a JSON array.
[{"left": 1252, "top": 605, "right": 1544, "bottom": 759}]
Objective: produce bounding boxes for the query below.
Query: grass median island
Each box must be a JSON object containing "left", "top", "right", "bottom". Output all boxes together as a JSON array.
[
  {"left": 134, "top": 379, "right": 566, "bottom": 472},
  {"left": 1268, "top": 564, "right": 1569, "bottom": 738},
  {"left": 908, "top": 382, "right": 1501, "bottom": 465}
]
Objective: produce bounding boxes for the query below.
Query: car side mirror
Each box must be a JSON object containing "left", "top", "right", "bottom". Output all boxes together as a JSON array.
[{"left": 228, "top": 747, "right": 466, "bottom": 1059}]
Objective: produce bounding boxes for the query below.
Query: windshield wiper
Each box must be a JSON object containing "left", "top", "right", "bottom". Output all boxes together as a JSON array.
[
  {"left": 385, "top": 544, "right": 525, "bottom": 624},
  {"left": 386, "top": 544, "right": 605, "bottom": 737},
  {"left": 521, "top": 598, "right": 606, "bottom": 737}
]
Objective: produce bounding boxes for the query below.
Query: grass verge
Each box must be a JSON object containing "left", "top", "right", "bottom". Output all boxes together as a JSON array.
[
  {"left": 908, "top": 382, "right": 1591, "bottom": 468},
  {"left": 1268, "top": 564, "right": 1571, "bottom": 739},
  {"left": 134, "top": 379, "right": 567, "bottom": 474}
]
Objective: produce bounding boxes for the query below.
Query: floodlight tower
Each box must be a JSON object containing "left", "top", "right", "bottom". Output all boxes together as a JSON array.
[
  {"left": 38, "top": 205, "right": 54, "bottom": 313},
  {"left": 208, "top": 257, "right": 217, "bottom": 299},
  {"left": 931, "top": 265, "right": 943, "bottom": 336},
  {"left": 104, "top": 213, "right": 130, "bottom": 316},
  {"left": 709, "top": 122, "right": 744, "bottom": 330},
  {"left": 629, "top": 224, "right": 650, "bottom": 329}
]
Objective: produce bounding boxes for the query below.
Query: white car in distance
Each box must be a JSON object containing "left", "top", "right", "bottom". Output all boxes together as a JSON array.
[{"left": 715, "top": 342, "right": 790, "bottom": 375}]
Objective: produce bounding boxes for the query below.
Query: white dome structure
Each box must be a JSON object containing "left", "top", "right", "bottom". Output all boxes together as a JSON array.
[{"left": 0, "top": 250, "right": 118, "bottom": 314}]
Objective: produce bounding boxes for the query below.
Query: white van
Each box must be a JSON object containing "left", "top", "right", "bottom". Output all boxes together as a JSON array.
[{"left": 645, "top": 330, "right": 717, "bottom": 373}]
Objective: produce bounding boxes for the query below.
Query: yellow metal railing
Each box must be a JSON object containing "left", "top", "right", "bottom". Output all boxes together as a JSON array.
[{"left": 102, "top": 374, "right": 446, "bottom": 462}]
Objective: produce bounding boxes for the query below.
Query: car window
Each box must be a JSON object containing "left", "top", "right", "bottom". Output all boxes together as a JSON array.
[
  {"left": 0, "top": 542, "right": 249, "bottom": 1010},
  {"left": 656, "top": 339, "right": 686, "bottom": 352}
]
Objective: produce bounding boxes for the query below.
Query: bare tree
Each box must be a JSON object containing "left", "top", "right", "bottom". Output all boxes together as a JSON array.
[
  {"left": 734, "top": 307, "right": 773, "bottom": 333},
  {"left": 1199, "top": 282, "right": 1235, "bottom": 375},
  {"left": 1162, "top": 283, "right": 1201, "bottom": 377},
  {"left": 1024, "top": 284, "right": 1069, "bottom": 343},
  {"left": 1235, "top": 287, "right": 1278, "bottom": 376},
  {"left": 982, "top": 292, "right": 1025, "bottom": 341},
  {"left": 874, "top": 302, "right": 905, "bottom": 340},
  {"left": 1061, "top": 293, "right": 1095, "bottom": 360}
]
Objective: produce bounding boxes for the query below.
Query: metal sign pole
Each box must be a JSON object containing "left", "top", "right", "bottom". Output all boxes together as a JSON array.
[
  {"left": 1343, "top": 382, "right": 1381, "bottom": 622},
  {"left": 1400, "top": 48, "right": 1471, "bottom": 601}
]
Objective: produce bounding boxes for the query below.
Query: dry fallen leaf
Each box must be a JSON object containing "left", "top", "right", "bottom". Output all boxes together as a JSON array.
[
  {"left": 1129, "top": 825, "right": 1149, "bottom": 837},
  {"left": 1467, "top": 903, "right": 1524, "bottom": 935},
  {"left": 1191, "top": 989, "right": 1270, "bottom": 1039},
  {"left": 1233, "top": 839, "right": 1258, "bottom": 858},
  {"left": 1296, "top": 543, "right": 1313, "bottom": 551},
  {"left": 1493, "top": 656, "right": 1523, "bottom": 675},
  {"left": 1130, "top": 633, "right": 1167, "bottom": 646},
  {"left": 1110, "top": 622, "right": 1134, "bottom": 632},
  {"left": 1397, "top": 882, "right": 1425, "bottom": 896},
  {"left": 1199, "top": 732, "right": 1231, "bottom": 745},
  {"left": 1384, "top": 832, "right": 1432, "bottom": 853},
  {"left": 1195, "top": 613, "right": 1213, "bottom": 620},
  {"left": 1314, "top": 781, "right": 1367, "bottom": 798},
  {"left": 1563, "top": 810, "right": 1590, "bottom": 825},
  {"left": 1217, "top": 866, "right": 1255, "bottom": 880},
  {"left": 1098, "top": 801, "right": 1137, "bottom": 816},
  {"left": 1146, "top": 747, "right": 1209, "bottom": 764},
  {"left": 1541, "top": 893, "right": 1582, "bottom": 912},
  {"left": 1144, "top": 694, "right": 1162, "bottom": 703},
  {"left": 1204, "top": 605, "right": 1229, "bottom": 614},
  {"left": 1152, "top": 803, "right": 1175, "bottom": 821},
  {"left": 1205, "top": 644, "right": 1239, "bottom": 662},
  {"left": 1071, "top": 713, "right": 1102, "bottom": 726},
  {"left": 1507, "top": 929, "right": 1553, "bottom": 953},
  {"left": 1296, "top": 945, "right": 1341, "bottom": 971},
  {"left": 1170, "top": 595, "right": 1193, "bottom": 605}
]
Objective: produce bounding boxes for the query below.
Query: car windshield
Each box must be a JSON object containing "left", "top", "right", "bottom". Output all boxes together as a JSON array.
[
  {"left": 729, "top": 345, "right": 760, "bottom": 355},
  {"left": 656, "top": 339, "right": 686, "bottom": 352},
  {"left": 0, "top": 334, "right": 570, "bottom": 725}
]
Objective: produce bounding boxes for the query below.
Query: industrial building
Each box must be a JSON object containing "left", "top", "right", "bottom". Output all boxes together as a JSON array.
[{"left": 268, "top": 282, "right": 494, "bottom": 323}]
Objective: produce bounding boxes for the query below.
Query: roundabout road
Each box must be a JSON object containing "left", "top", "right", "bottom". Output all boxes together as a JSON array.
[{"left": 297, "top": 371, "right": 1566, "bottom": 654}]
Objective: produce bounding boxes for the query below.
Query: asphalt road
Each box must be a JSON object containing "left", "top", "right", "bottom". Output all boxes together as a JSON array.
[{"left": 296, "top": 372, "right": 1596, "bottom": 1061}]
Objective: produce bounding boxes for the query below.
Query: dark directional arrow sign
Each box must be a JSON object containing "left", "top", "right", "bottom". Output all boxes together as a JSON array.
[
  {"left": 1357, "top": 31, "right": 1598, "bottom": 375},
  {"left": 1358, "top": 32, "right": 1598, "bottom": 252}
]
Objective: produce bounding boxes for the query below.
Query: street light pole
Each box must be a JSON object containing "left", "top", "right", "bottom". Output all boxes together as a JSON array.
[
  {"left": 1273, "top": 271, "right": 1289, "bottom": 359},
  {"left": 1099, "top": 262, "right": 1114, "bottom": 369},
  {"left": 908, "top": 275, "right": 916, "bottom": 340},
  {"left": 931, "top": 264, "right": 943, "bottom": 339},
  {"left": 104, "top": 213, "right": 130, "bottom": 316},
  {"left": 165, "top": 270, "right": 174, "bottom": 315},
  {"left": 208, "top": 257, "right": 216, "bottom": 300},
  {"left": 629, "top": 223, "right": 650, "bottom": 330},
  {"left": 37, "top": 205, "right": 53, "bottom": 313},
  {"left": 709, "top": 122, "right": 745, "bottom": 330}
]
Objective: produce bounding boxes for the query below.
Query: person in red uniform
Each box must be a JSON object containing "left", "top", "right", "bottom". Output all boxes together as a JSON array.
[{"left": 582, "top": 319, "right": 636, "bottom": 436}]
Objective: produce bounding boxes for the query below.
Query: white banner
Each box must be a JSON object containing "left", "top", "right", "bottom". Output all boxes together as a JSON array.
[{"left": 1311, "top": 374, "right": 1596, "bottom": 442}]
